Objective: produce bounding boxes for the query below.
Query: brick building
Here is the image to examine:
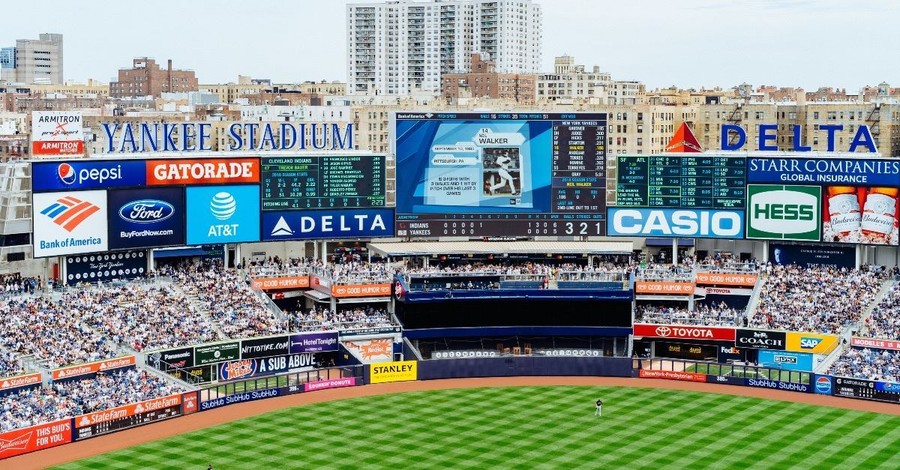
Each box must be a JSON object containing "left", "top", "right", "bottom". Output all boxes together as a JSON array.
[
  {"left": 442, "top": 53, "right": 536, "bottom": 105},
  {"left": 110, "top": 58, "right": 198, "bottom": 98}
]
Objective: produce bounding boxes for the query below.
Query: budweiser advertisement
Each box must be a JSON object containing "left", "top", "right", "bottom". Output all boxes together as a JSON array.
[
  {"left": 0, "top": 419, "right": 72, "bottom": 458},
  {"left": 251, "top": 276, "right": 310, "bottom": 291},
  {"left": 145, "top": 158, "right": 260, "bottom": 185},
  {"left": 332, "top": 283, "right": 391, "bottom": 298},
  {"left": 695, "top": 272, "right": 759, "bottom": 287},
  {"left": 851, "top": 337, "right": 900, "bottom": 351},
  {"left": 51, "top": 355, "right": 136, "bottom": 381},
  {"left": 635, "top": 281, "right": 695, "bottom": 295},
  {"left": 638, "top": 369, "right": 707, "bottom": 382},
  {"left": 633, "top": 324, "right": 736, "bottom": 342}
]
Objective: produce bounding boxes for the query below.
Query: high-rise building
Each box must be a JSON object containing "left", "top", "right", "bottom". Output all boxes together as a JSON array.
[
  {"left": 2, "top": 34, "right": 64, "bottom": 85},
  {"left": 347, "top": 0, "right": 542, "bottom": 96},
  {"left": 109, "top": 58, "right": 199, "bottom": 98}
]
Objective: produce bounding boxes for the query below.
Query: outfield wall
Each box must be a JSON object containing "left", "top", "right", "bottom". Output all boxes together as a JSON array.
[{"left": 414, "top": 356, "right": 632, "bottom": 380}]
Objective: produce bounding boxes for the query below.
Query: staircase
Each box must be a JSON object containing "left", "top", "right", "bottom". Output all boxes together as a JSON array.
[{"left": 167, "top": 279, "right": 227, "bottom": 339}]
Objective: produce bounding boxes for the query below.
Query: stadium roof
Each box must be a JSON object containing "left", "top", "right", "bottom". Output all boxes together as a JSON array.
[{"left": 367, "top": 241, "right": 633, "bottom": 257}]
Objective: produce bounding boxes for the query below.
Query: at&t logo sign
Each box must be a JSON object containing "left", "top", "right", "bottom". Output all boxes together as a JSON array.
[{"left": 208, "top": 192, "right": 238, "bottom": 237}]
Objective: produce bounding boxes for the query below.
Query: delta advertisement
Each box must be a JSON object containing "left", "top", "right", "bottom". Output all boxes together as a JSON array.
[
  {"left": 261, "top": 208, "right": 394, "bottom": 241},
  {"left": 107, "top": 187, "right": 185, "bottom": 249},
  {"left": 64, "top": 251, "right": 146, "bottom": 285},
  {"left": 185, "top": 185, "right": 261, "bottom": 245},
  {"left": 757, "top": 349, "right": 815, "bottom": 371},
  {"left": 32, "top": 190, "right": 109, "bottom": 258},
  {"left": 31, "top": 111, "right": 84, "bottom": 156}
]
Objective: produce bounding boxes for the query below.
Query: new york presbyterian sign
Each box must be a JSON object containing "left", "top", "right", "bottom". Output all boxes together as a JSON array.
[{"left": 99, "top": 122, "right": 353, "bottom": 153}]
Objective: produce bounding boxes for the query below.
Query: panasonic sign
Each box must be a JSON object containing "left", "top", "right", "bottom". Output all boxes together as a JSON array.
[
  {"left": 607, "top": 208, "right": 744, "bottom": 239},
  {"left": 746, "top": 185, "right": 822, "bottom": 241}
]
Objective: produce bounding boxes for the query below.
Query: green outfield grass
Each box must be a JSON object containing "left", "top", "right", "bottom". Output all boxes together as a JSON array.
[{"left": 54, "top": 386, "right": 899, "bottom": 470}]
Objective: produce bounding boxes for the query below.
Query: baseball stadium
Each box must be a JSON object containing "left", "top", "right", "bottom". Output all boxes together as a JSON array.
[{"left": 2, "top": 108, "right": 900, "bottom": 469}]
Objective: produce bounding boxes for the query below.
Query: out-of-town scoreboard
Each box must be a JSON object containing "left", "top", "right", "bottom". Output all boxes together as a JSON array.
[
  {"left": 615, "top": 155, "right": 747, "bottom": 209},
  {"left": 260, "top": 156, "right": 386, "bottom": 210}
]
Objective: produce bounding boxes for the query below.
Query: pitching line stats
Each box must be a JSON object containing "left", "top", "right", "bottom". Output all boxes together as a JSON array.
[
  {"left": 394, "top": 113, "right": 608, "bottom": 237},
  {"left": 616, "top": 155, "right": 747, "bottom": 209},
  {"left": 261, "top": 155, "right": 385, "bottom": 210}
]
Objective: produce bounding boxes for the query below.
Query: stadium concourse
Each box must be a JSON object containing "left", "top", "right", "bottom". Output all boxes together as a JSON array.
[{"left": 1, "top": 254, "right": 899, "bottom": 440}]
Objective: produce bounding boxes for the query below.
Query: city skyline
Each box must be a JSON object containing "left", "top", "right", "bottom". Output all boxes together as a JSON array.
[{"left": 2, "top": 0, "right": 899, "bottom": 91}]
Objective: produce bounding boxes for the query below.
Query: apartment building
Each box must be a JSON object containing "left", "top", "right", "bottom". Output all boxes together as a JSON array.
[
  {"left": 348, "top": 0, "right": 542, "bottom": 96},
  {"left": 441, "top": 53, "right": 535, "bottom": 104},
  {"left": 110, "top": 58, "right": 199, "bottom": 98},
  {"left": 1, "top": 34, "right": 64, "bottom": 85},
  {"left": 536, "top": 56, "right": 644, "bottom": 105}
]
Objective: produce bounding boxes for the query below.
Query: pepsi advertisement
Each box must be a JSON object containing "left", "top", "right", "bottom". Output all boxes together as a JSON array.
[
  {"left": 261, "top": 209, "right": 395, "bottom": 241},
  {"left": 32, "top": 160, "right": 147, "bottom": 192},
  {"left": 107, "top": 187, "right": 185, "bottom": 249},
  {"left": 186, "top": 185, "right": 260, "bottom": 245}
]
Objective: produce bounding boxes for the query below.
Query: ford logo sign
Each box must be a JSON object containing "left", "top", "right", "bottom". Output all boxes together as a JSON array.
[{"left": 119, "top": 199, "right": 175, "bottom": 224}]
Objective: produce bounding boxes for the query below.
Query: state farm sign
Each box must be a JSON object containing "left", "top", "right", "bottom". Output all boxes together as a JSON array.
[{"left": 633, "top": 323, "right": 735, "bottom": 341}]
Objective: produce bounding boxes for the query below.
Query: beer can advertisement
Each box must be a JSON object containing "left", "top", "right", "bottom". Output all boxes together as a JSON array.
[{"left": 822, "top": 186, "right": 899, "bottom": 245}]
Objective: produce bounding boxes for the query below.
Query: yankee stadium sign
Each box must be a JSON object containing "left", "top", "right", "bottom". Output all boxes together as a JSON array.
[{"left": 99, "top": 122, "right": 353, "bottom": 153}]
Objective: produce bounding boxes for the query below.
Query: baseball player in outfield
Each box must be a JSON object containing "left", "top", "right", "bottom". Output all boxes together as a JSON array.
[{"left": 595, "top": 399, "right": 603, "bottom": 417}]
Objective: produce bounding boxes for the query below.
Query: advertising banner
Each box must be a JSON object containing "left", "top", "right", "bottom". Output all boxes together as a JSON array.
[
  {"left": 33, "top": 190, "right": 109, "bottom": 258},
  {"left": 638, "top": 369, "right": 706, "bottom": 382},
  {"left": 339, "top": 326, "right": 402, "bottom": 338},
  {"left": 64, "top": 251, "right": 147, "bottom": 286},
  {"left": 304, "top": 377, "right": 357, "bottom": 392},
  {"left": 218, "top": 359, "right": 259, "bottom": 381},
  {"left": 814, "top": 375, "right": 833, "bottom": 395},
  {"left": 289, "top": 332, "right": 339, "bottom": 353},
  {"left": 261, "top": 208, "right": 395, "bottom": 241},
  {"left": 147, "top": 347, "right": 194, "bottom": 370},
  {"left": 185, "top": 185, "right": 260, "bottom": 245},
  {"left": 218, "top": 354, "right": 319, "bottom": 381},
  {"left": 32, "top": 160, "right": 146, "bottom": 192},
  {"left": 747, "top": 156, "right": 900, "bottom": 186},
  {"left": 832, "top": 376, "right": 900, "bottom": 404},
  {"left": 785, "top": 332, "right": 839, "bottom": 355},
  {"left": 0, "top": 419, "right": 71, "bottom": 458},
  {"left": 734, "top": 329, "right": 786, "bottom": 350},
  {"left": 241, "top": 336, "right": 290, "bottom": 360},
  {"left": 757, "top": 349, "right": 815, "bottom": 371},
  {"left": 746, "top": 185, "right": 821, "bottom": 241},
  {"left": 370, "top": 360, "right": 417, "bottom": 384},
  {"left": 655, "top": 341, "right": 717, "bottom": 360},
  {"left": 607, "top": 208, "right": 744, "bottom": 239},
  {"left": 742, "top": 378, "right": 811, "bottom": 393},
  {"left": 769, "top": 243, "right": 855, "bottom": 269},
  {"left": 107, "top": 187, "right": 185, "bottom": 249},
  {"left": 146, "top": 158, "right": 260, "bottom": 185},
  {"left": 193, "top": 342, "right": 240, "bottom": 366},
  {"left": 31, "top": 111, "right": 84, "bottom": 156},
  {"left": 51, "top": 356, "right": 136, "bottom": 381},
  {"left": 702, "top": 287, "right": 754, "bottom": 296},
  {"left": 200, "top": 387, "right": 283, "bottom": 412},
  {"left": 0, "top": 373, "right": 42, "bottom": 396},
  {"left": 822, "top": 186, "right": 899, "bottom": 245},
  {"left": 851, "top": 337, "right": 900, "bottom": 351},
  {"left": 74, "top": 394, "right": 182, "bottom": 440},
  {"left": 633, "top": 323, "right": 736, "bottom": 341},
  {"left": 181, "top": 391, "right": 199, "bottom": 415},
  {"left": 694, "top": 272, "right": 758, "bottom": 287},
  {"left": 343, "top": 338, "right": 394, "bottom": 363},
  {"left": 332, "top": 283, "right": 392, "bottom": 298},
  {"left": 716, "top": 345, "right": 744, "bottom": 363},
  {"left": 251, "top": 276, "right": 310, "bottom": 291},
  {"left": 634, "top": 281, "right": 694, "bottom": 295}
]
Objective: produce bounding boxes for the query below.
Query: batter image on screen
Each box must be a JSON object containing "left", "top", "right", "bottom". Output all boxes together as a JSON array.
[{"left": 482, "top": 147, "right": 521, "bottom": 197}]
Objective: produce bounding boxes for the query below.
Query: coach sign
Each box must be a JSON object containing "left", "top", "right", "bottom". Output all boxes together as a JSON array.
[
  {"left": 633, "top": 324, "right": 736, "bottom": 342},
  {"left": 735, "top": 329, "right": 786, "bottom": 350}
]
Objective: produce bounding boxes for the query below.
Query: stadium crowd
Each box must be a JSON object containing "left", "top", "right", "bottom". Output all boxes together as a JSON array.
[
  {"left": 828, "top": 348, "right": 900, "bottom": 383},
  {"left": 288, "top": 306, "right": 394, "bottom": 332},
  {"left": 753, "top": 264, "right": 888, "bottom": 334},
  {"left": 860, "top": 282, "right": 900, "bottom": 341},
  {"left": 635, "top": 301, "right": 746, "bottom": 327}
]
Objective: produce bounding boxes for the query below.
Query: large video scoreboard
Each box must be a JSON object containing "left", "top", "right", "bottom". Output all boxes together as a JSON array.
[
  {"left": 395, "top": 113, "right": 607, "bottom": 237},
  {"left": 261, "top": 156, "right": 386, "bottom": 210},
  {"left": 616, "top": 155, "right": 746, "bottom": 209}
]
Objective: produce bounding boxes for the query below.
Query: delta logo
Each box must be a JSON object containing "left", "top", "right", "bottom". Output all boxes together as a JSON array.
[
  {"left": 800, "top": 337, "right": 823, "bottom": 350},
  {"left": 40, "top": 196, "right": 100, "bottom": 232}
]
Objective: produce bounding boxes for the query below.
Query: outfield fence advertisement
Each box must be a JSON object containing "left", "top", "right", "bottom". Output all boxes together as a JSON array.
[
  {"left": 369, "top": 360, "right": 418, "bottom": 383},
  {"left": 757, "top": 349, "right": 815, "bottom": 371},
  {"left": 0, "top": 419, "right": 72, "bottom": 458}
]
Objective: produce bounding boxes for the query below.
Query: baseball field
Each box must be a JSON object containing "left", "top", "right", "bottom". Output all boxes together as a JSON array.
[{"left": 51, "top": 385, "right": 900, "bottom": 469}]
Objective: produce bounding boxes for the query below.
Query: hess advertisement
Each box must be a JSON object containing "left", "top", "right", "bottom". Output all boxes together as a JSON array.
[
  {"left": 107, "top": 187, "right": 185, "bottom": 249},
  {"left": 745, "top": 185, "right": 821, "bottom": 241},
  {"left": 822, "top": 186, "right": 899, "bottom": 245},
  {"left": 33, "top": 190, "right": 109, "bottom": 258},
  {"left": 186, "top": 185, "right": 260, "bottom": 245}
]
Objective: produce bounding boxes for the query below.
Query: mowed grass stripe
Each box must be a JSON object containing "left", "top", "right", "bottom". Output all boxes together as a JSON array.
[
  {"left": 813, "top": 416, "right": 900, "bottom": 470},
  {"left": 53, "top": 386, "right": 900, "bottom": 470}
]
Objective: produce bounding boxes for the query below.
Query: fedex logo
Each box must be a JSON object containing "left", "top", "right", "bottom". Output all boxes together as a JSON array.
[{"left": 800, "top": 337, "right": 823, "bottom": 350}]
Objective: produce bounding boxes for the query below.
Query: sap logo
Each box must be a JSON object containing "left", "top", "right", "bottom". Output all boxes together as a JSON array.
[
  {"left": 58, "top": 163, "right": 123, "bottom": 185},
  {"left": 608, "top": 209, "right": 743, "bottom": 238},
  {"left": 800, "top": 337, "right": 823, "bottom": 349},
  {"left": 119, "top": 200, "right": 175, "bottom": 224}
]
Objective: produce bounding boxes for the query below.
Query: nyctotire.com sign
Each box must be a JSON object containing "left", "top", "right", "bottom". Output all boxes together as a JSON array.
[{"left": 735, "top": 329, "right": 786, "bottom": 350}]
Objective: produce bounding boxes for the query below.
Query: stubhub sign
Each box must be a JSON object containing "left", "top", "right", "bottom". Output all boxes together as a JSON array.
[
  {"left": 607, "top": 208, "right": 744, "bottom": 239},
  {"left": 261, "top": 209, "right": 394, "bottom": 241}
]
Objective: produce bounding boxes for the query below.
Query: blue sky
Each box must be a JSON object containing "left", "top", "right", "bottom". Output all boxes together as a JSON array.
[{"left": 3, "top": 0, "right": 898, "bottom": 90}]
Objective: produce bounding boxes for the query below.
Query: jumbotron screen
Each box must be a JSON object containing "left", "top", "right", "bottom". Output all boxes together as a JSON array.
[{"left": 395, "top": 112, "right": 607, "bottom": 238}]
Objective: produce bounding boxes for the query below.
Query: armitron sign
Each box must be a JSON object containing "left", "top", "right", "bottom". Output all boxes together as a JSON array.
[{"left": 633, "top": 324, "right": 735, "bottom": 341}]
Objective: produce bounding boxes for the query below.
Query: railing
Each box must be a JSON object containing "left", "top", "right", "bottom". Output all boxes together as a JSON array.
[
  {"left": 198, "top": 365, "right": 366, "bottom": 402},
  {"left": 311, "top": 266, "right": 393, "bottom": 285},
  {"left": 695, "top": 263, "right": 761, "bottom": 274},
  {"left": 637, "top": 358, "right": 810, "bottom": 384}
]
